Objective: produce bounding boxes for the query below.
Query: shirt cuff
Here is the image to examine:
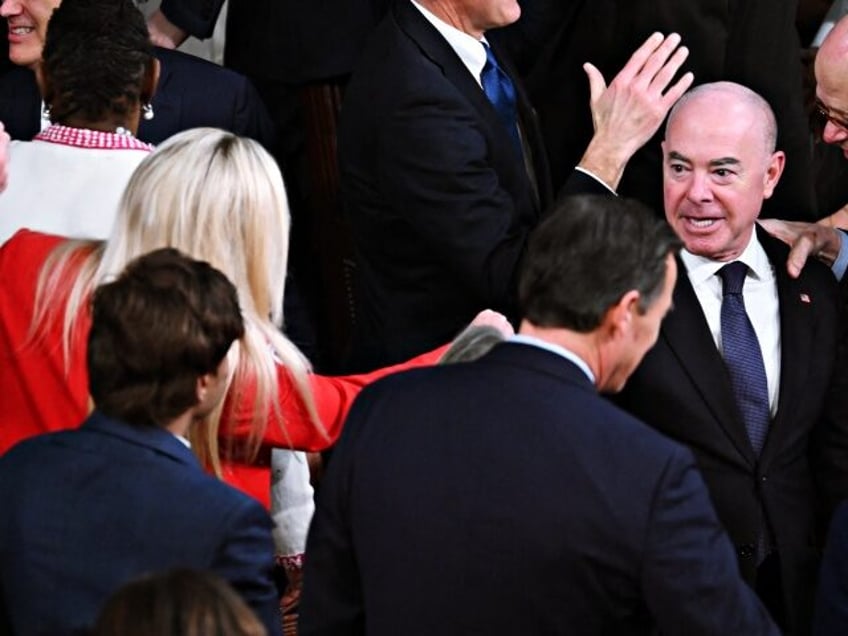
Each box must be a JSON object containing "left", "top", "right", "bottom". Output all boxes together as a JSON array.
[
  {"left": 832, "top": 230, "right": 848, "bottom": 281},
  {"left": 573, "top": 166, "right": 617, "bottom": 195}
]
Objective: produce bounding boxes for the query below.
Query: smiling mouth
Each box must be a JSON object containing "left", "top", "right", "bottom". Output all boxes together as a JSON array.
[
  {"left": 682, "top": 217, "right": 724, "bottom": 231},
  {"left": 9, "top": 26, "right": 35, "bottom": 36}
]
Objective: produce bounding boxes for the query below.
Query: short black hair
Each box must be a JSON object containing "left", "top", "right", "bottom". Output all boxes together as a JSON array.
[
  {"left": 88, "top": 248, "right": 245, "bottom": 428},
  {"left": 519, "top": 195, "right": 681, "bottom": 331},
  {"left": 42, "top": 0, "right": 153, "bottom": 124}
]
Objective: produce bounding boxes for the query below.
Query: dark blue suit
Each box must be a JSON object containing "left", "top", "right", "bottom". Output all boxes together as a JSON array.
[
  {"left": 299, "top": 342, "right": 777, "bottom": 635},
  {"left": 0, "top": 47, "right": 275, "bottom": 149},
  {"left": 0, "top": 411, "right": 281, "bottom": 636}
]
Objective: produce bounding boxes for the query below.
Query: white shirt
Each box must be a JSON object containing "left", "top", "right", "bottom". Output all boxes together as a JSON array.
[
  {"left": 410, "top": 0, "right": 488, "bottom": 87},
  {"left": 680, "top": 231, "right": 781, "bottom": 416},
  {"left": 0, "top": 127, "right": 152, "bottom": 244},
  {"left": 510, "top": 334, "right": 596, "bottom": 384}
]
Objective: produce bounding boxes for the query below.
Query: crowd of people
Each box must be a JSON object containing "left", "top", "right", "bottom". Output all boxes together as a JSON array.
[{"left": 3, "top": 0, "right": 848, "bottom": 635}]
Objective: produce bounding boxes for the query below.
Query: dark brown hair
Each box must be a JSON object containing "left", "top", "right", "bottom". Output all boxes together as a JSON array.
[
  {"left": 93, "top": 569, "right": 267, "bottom": 636},
  {"left": 519, "top": 195, "right": 681, "bottom": 331},
  {"left": 87, "top": 248, "right": 244, "bottom": 428}
]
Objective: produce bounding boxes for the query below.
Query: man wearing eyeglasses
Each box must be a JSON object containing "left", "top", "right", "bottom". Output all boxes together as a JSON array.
[
  {"left": 760, "top": 15, "right": 848, "bottom": 278},
  {"left": 758, "top": 14, "right": 848, "bottom": 634}
]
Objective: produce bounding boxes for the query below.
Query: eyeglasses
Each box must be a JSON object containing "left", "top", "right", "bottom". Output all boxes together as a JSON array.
[{"left": 815, "top": 98, "right": 848, "bottom": 132}]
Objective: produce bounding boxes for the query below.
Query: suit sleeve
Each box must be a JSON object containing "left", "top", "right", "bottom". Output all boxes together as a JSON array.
[
  {"left": 213, "top": 498, "right": 283, "bottom": 636},
  {"left": 298, "top": 390, "right": 372, "bottom": 635},
  {"left": 814, "top": 501, "right": 848, "bottom": 635},
  {"left": 810, "top": 273, "right": 848, "bottom": 524},
  {"left": 641, "top": 446, "right": 779, "bottom": 636},
  {"left": 232, "top": 75, "right": 278, "bottom": 153},
  {"left": 160, "top": 0, "right": 225, "bottom": 40}
]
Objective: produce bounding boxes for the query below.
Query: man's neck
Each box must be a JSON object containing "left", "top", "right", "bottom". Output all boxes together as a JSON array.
[
  {"left": 518, "top": 322, "right": 601, "bottom": 383},
  {"left": 414, "top": 0, "right": 484, "bottom": 39}
]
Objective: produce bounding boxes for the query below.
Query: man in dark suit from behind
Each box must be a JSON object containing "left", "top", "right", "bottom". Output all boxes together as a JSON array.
[
  {"left": 0, "top": 0, "right": 274, "bottom": 148},
  {"left": 613, "top": 81, "right": 848, "bottom": 636},
  {"left": 298, "top": 195, "right": 779, "bottom": 636},
  {"left": 0, "top": 249, "right": 282, "bottom": 636}
]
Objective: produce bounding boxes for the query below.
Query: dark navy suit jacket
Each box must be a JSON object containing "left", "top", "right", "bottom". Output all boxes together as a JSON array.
[
  {"left": 299, "top": 342, "right": 778, "bottom": 635},
  {"left": 339, "top": 1, "right": 605, "bottom": 371},
  {"left": 0, "top": 46, "right": 275, "bottom": 148},
  {"left": 0, "top": 411, "right": 281, "bottom": 636}
]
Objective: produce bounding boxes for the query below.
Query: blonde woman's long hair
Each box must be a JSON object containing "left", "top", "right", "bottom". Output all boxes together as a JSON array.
[{"left": 33, "top": 128, "right": 320, "bottom": 475}]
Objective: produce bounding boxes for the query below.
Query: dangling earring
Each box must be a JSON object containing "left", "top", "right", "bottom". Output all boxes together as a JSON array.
[
  {"left": 142, "top": 103, "right": 154, "bottom": 121},
  {"left": 41, "top": 103, "right": 52, "bottom": 121}
]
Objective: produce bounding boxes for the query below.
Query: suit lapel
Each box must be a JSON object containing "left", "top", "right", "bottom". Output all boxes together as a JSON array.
[
  {"left": 661, "top": 255, "right": 757, "bottom": 465},
  {"left": 393, "top": 2, "right": 542, "bottom": 213},
  {"left": 759, "top": 231, "right": 814, "bottom": 463}
]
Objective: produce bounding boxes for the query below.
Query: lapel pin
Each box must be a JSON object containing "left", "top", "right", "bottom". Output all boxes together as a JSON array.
[{"left": 799, "top": 293, "right": 811, "bottom": 304}]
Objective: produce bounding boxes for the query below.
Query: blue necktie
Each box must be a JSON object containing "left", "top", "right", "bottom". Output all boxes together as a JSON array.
[
  {"left": 719, "top": 262, "right": 770, "bottom": 456},
  {"left": 481, "top": 44, "right": 521, "bottom": 157}
]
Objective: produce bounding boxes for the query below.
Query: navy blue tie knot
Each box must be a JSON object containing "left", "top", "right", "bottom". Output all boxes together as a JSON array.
[
  {"left": 719, "top": 261, "right": 748, "bottom": 296},
  {"left": 481, "top": 43, "right": 521, "bottom": 157}
]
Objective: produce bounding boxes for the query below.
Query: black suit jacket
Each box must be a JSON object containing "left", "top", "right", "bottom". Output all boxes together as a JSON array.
[
  {"left": 160, "top": 0, "right": 389, "bottom": 84},
  {"left": 614, "top": 230, "right": 848, "bottom": 635},
  {"left": 0, "top": 47, "right": 275, "bottom": 148},
  {"left": 526, "top": 0, "right": 815, "bottom": 220},
  {"left": 339, "top": 1, "right": 605, "bottom": 370},
  {"left": 299, "top": 343, "right": 778, "bottom": 635},
  {"left": 0, "top": 411, "right": 281, "bottom": 636}
]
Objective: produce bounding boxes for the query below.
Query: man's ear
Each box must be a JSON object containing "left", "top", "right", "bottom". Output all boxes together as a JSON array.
[
  {"left": 140, "top": 58, "right": 161, "bottom": 105},
  {"left": 34, "top": 64, "right": 54, "bottom": 109},
  {"left": 602, "top": 290, "right": 641, "bottom": 338},
  {"left": 195, "top": 372, "right": 212, "bottom": 406},
  {"left": 762, "top": 150, "right": 786, "bottom": 200}
]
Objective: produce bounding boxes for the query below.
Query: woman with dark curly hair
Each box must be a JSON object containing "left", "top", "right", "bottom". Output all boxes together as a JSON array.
[{"left": 0, "top": 0, "right": 157, "bottom": 243}]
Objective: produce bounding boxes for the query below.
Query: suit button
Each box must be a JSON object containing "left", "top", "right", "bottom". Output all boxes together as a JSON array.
[
  {"left": 738, "top": 544, "right": 756, "bottom": 559},
  {"left": 760, "top": 475, "right": 768, "bottom": 482}
]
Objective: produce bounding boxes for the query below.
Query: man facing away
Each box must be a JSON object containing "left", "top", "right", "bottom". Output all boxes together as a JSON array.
[
  {"left": 614, "top": 81, "right": 848, "bottom": 635},
  {"left": 298, "top": 194, "right": 778, "bottom": 635},
  {"left": 0, "top": 248, "right": 282, "bottom": 636}
]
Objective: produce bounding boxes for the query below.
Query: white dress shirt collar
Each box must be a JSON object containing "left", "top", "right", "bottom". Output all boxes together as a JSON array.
[
  {"left": 680, "top": 229, "right": 771, "bottom": 288},
  {"left": 509, "top": 334, "right": 596, "bottom": 385},
  {"left": 410, "top": 0, "right": 488, "bottom": 86}
]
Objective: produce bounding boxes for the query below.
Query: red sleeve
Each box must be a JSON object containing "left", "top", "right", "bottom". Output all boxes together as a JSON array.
[{"left": 220, "top": 344, "right": 449, "bottom": 452}]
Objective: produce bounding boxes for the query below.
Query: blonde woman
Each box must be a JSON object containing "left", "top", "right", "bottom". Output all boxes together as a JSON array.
[{"left": 0, "top": 128, "right": 511, "bottom": 506}]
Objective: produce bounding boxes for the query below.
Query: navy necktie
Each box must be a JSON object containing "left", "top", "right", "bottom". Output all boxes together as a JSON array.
[
  {"left": 481, "top": 44, "right": 521, "bottom": 157},
  {"left": 718, "top": 262, "right": 770, "bottom": 456}
]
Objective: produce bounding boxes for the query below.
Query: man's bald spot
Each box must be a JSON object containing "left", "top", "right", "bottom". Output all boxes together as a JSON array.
[
  {"left": 665, "top": 81, "right": 778, "bottom": 157},
  {"left": 820, "top": 16, "right": 848, "bottom": 64}
]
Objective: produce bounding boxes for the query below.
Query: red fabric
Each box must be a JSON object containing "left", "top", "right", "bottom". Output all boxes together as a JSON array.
[{"left": 0, "top": 230, "right": 448, "bottom": 507}]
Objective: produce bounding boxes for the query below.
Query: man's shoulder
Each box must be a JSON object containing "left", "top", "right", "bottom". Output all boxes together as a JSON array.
[
  {"left": 760, "top": 226, "right": 838, "bottom": 293},
  {"left": 0, "top": 65, "right": 35, "bottom": 92},
  {"left": 153, "top": 47, "right": 248, "bottom": 88}
]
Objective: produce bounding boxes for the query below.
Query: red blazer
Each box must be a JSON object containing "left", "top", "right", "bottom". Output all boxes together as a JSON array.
[{"left": 0, "top": 230, "right": 446, "bottom": 506}]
